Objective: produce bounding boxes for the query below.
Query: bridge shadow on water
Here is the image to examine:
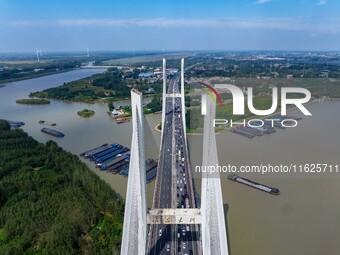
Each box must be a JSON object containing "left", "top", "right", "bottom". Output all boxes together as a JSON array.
[
  {"left": 224, "top": 203, "right": 232, "bottom": 255},
  {"left": 144, "top": 114, "right": 160, "bottom": 160}
]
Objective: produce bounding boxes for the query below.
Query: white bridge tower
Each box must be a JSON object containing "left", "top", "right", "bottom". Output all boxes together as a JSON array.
[
  {"left": 121, "top": 89, "right": 147, "bottom": 255},
  {"left": 201, "top": 93, "right": 229, "bottom": 255}
]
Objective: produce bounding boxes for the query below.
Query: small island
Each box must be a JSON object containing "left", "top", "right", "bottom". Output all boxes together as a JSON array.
[
  {"left": 16, "top": 98, "right": 50, "bottom": 105},
  {"left": 77, "top": 109, "right": 95, "bottom": 118}
]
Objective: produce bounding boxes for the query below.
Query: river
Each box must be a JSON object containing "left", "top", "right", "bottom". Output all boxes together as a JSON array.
[{"left": 0, "top": 70, "right": 339, "bottom": 255}]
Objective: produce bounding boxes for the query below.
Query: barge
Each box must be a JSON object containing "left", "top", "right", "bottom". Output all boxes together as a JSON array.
[
  {"left": 83, "top": 144, "right": 113, "bottom": 158},
  {"left": 227, "top": 173, "right": 280, "bottom": 195},
  {"left": 108, "top": 154, "right": 131, "bottom": 171},
  {"left": 79, "top": 144, "right": 108, "bottom": 157},
  {"left": 116, "top": 117, "right": 130, "bottom": 124},
  {"left": 6, "top": 120, "right": 25, "bottom": 128},
  {"left": 94, "top": 145, "right": 124, "bottom": 163},
  {"left": 89, "top": 144, "right": 119, "bottom": 161},
  {"left": 146, "top": 168, "right": 157, "bottom": 183},
  {"left": 100, "top": 153, "right": 129, "bottom": 170},
  {"left": 40, "top": 128, "right": 65, "bottom": 138}
]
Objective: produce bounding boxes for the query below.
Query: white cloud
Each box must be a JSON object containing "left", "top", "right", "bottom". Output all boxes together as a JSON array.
[
  {"left": 317, "top": 0, "right": 327, "bottom": 5},
  {"left": 254, "top": 0, "right": 273, "bottom": 4},
  {"left": 9, "top": 17, "right": 340, "bottom": 34},
  {"left": 12, "top": 19, "right": 220, "bottom": 28}
]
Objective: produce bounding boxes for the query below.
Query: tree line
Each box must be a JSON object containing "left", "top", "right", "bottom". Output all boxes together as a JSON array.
[{"left": 0, "top": 120, "right": 124, "bottom": 254}]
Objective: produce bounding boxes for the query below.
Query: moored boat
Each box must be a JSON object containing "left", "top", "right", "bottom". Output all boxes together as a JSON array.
[{"left": 40, "top": 128, "right": 65, "bottom": 138}]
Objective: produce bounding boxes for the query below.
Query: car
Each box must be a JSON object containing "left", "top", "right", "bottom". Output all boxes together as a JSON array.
[
  {"left": 166, "top": 243, "right": 170, "bottom": 252},
  {"left": 177, "top": 233, "right": 180, "bottom": 238},
  {"left": 159, "top": 229, "right": 162, "bottom": 236},
  {"left": 183, "top": 242, "right": 186, "bottom": 249},
  {"left": 186, "top": 225, "right": 190, "bottom": 231}
]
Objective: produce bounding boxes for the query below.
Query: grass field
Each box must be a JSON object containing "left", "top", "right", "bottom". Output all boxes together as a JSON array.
[{"left": 102, "top": 53, "right": 194, "bottom": 65}]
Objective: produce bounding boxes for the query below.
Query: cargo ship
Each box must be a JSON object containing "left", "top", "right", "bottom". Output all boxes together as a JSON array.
[
  {"left": 146, "top": 158, "right": 158, "bottom": 183},
  {"left": 118, "top": 158, "right": 158, "bottom": 180},
  {"left": 116, "top": 117, "right": 130, "bottom": 124},
  {"left": 90, "top": 144, "right": 120, "bottom": 161},
  {"left": 79, "top": 143, "right": 109, "bottom": 157},
  {"left": 100, "top": 152, "right": 129, "bottom": 170},
  {"left": 94, "top": 145, "right": 123, "bottom": 163},
  {"left": 146, "top": 168, "right": 157, "bottom": 183},
  {"left": 227, "top": 173, "right": 280, "bottom": 195},
  {"left": 83, "top": 144, "right": 113, "bottom": 158},
  {"left": 40, "top": 128, "right": 65, "bottom": 138},
  {"left": 6, "top": 120, "right": 25, "bottom": 128},
  {"left": 230, "top": 128, "right": 254, "bottom": 138},
  {"left": 108, "top": 155, "right": 130, "bottom": 173}
]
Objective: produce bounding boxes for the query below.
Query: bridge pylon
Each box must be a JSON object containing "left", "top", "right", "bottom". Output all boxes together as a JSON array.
[
  {"left": 201, "top": 93, "right": 229, "bottom": 255},
  {"left": 121, "top": 89, "right": 147, "bottom": 255}
]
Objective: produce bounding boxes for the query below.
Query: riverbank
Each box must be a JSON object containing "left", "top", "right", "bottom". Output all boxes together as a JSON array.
[
  {"left": 29, "top": 68, "right": 159, "bottom": 104},
  {"left": 30, "top": 87, "right": 155, "bottom": 104},
  {"left": 0, "top": 68, "right": 74, "bottom": 85}
]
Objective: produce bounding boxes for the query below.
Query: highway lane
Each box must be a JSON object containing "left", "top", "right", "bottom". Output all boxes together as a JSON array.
[{"left": 148, "top": 73, "right": 200, "bottom": 255}]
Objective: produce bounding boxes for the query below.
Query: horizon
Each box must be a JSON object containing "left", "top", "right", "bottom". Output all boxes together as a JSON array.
[{"left": 1, "top": 49, "right": 340, "bottom": 55}]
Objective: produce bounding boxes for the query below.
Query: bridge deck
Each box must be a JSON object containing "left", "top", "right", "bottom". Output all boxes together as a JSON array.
[{"left": 147, "top": 63, "right": 201, "bottom": 255}]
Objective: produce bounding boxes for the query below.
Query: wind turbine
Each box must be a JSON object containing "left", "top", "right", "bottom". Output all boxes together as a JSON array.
[{"left": 35, "top": 48, "right": 40, "bottom": 62}]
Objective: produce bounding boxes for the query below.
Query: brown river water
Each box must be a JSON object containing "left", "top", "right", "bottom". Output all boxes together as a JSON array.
[{"left": 0, "top": 70, "right": 339, "bottom": 255}]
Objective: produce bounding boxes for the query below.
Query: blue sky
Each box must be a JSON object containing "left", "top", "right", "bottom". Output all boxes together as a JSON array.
[{"left": 0, "top": 0, "right": 339, "bottom": 52}]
